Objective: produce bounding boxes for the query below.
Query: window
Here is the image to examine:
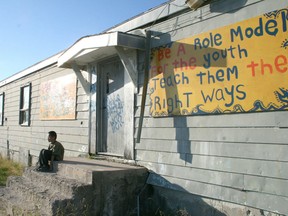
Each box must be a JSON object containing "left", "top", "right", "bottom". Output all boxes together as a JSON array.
[
  {"left": 19, "top": 83, "right": 31, "bottom": 126},
  {"left": 0, "top": 93, "right": 4, "bottom": 126}
]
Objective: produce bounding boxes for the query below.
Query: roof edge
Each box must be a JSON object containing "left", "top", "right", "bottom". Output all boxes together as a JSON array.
[{"left": 0, "top": 52, "right": 63, "bottom": 87}]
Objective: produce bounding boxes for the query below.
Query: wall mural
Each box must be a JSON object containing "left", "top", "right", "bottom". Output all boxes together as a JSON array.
[
  {"left": 149, "top": 8, "right": 288, "bottom": 117},
  {"left": 40, "top": 74, "right": 77, "bottom": 120}
]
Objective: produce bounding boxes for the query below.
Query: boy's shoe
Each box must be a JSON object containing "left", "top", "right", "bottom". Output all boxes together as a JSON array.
[{"left": 36, "top": 166, "right": 50, "bottom": 172}]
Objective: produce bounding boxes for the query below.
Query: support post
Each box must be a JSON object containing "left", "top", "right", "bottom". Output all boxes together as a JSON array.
[
  {"left": 7, "top": 140, "right": 10, "bottom": 159},
  {"left": 136, "top": 31, "right": 151, "bottom": 143},
  {"left": 71, "top": 62, "right": 90, "bottom": 95}
]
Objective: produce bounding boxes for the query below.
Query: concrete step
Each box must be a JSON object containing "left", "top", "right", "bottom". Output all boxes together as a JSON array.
[
  {"left": 54, "top": 157, "right": 148, "bottom": 215},
  {"left": 54, "top": 159, "right": 93, "bottom": 184},
  {"left": 1, "top": 157, "right": 148, "bottom": 216},
  {"left": 54, "top": 157, "right": 147, "bottom": 185},
  {"left": 6, "top": 169, "right": 95, "bottom": 215},
  {"left": 6, "top": 176, "right": 67, "bottom": 215},
  {"left": 23, "top": 167, "right": 93, "bottom": 198},
  {"left": 0, "top": 187, "right": 43, "bottom": 216}
]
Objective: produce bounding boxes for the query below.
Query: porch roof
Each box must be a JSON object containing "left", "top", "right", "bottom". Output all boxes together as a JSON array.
[{"left": 57, "top": 31, "right": 146, "bottom": 68}]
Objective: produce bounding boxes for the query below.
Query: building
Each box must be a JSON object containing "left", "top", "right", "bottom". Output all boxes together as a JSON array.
[{"left": 0, "top": 0, "right": 287, "bottom": 215}]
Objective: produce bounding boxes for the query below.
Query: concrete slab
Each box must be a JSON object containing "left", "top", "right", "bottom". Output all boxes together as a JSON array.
[
  {"left": 59, "top": 157, "right": 144, "bottom": 171},
  {"left": 53, "top": 157, "right": 148, "bottom": 215},
  {"left": 54, "top": 157, "right": 147, "bottom": 184}
]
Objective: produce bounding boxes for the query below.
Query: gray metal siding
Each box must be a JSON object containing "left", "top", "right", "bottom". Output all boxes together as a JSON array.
[
  {"left": 0, "top": 65, "right": 90, "bottom": 160},
  {"left": 135, "top": 0, "right": 288, "bottom": 214}
]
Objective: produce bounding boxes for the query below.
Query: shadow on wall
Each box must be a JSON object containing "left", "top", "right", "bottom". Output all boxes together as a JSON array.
[
  {"left": 209, "top": 0, "right": 248, "bottom": 13},
  {"left": 140, "top": 173, "right": 228, "bottom": 216},
  {"left": 174, "top": 116, "right": 192, "bottom": 163}
]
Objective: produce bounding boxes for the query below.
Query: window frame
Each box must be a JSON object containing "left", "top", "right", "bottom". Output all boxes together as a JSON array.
[
  {"left": 0, "top": 92, "right": 4, "bottom": 126},
  {"left": 19, "top": 83, "right": 32, "bottom": 126}
]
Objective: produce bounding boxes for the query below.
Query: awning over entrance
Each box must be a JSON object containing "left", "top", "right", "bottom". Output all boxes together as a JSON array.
[
  {"left": 57, "top": 30, "right": 150, "bottom": 145},
  {"left": 58, "top": 31, "right": 146, "bottom": 68}
]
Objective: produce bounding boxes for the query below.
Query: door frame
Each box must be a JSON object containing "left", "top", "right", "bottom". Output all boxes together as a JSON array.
[{"left": 93, "top": 56, "right": 135, "bottom": 159}]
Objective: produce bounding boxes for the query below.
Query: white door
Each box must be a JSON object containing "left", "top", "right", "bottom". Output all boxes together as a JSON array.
[{"left": 99, "top": 58, "right": 125, "bottom": 156}]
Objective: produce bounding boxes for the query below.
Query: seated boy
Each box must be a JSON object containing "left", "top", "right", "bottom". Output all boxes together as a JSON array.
[{"left": 36, "top": 131, "right": 64, "bottom": 172}]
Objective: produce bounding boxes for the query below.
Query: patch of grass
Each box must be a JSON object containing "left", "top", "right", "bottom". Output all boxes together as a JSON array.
[{"left": 0, "top": 156, "right": 23, "bottom": 186}]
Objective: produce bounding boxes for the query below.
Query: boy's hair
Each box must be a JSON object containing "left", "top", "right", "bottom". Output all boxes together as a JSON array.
[{"left": 48, "top": 131, "right": 57, "bottom": 139}]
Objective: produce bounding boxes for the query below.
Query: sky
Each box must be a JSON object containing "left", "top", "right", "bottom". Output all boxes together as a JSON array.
[{"left": 0, "top": 0, "right": 168, "bottom": 81}]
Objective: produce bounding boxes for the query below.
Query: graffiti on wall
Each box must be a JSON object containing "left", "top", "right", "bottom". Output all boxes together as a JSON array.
[
  {"left": 40, "top": 74, "right": 77, "bottom": 120},
  {"left": 149, "top": 8, "right": 288, "bottom": 117},
  {"left": 78, "top": 145, "right": 88, "bottom": 153},
  {"left": 107, "top": 94, "right": 124, "bottom": 133}
]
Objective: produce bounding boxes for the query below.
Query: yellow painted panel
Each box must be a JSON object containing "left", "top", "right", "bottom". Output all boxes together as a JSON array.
[{"left": 149, "top": 8, "right": 288, "bottom": 117}]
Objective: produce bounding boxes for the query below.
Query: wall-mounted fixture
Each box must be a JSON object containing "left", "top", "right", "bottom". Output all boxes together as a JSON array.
[{"left": 185, "top": 0, "right": 208, "bottom": 10}]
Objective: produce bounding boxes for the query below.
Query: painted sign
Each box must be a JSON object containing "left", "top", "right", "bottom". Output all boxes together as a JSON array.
[
  {"left": 40, "top": 74, "right": 77, "bottom": 120},
  {"left": 149, "top": 8, "right": 288, "bottom": 117}
]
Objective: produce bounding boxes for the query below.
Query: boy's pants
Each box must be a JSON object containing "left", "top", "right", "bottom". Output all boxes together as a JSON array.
[{"left": 38, "top": 149, "right": 52, "bottom": 168}]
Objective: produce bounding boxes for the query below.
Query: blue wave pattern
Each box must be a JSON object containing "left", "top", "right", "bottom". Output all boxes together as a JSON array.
[{"left": 264, "top": 8, "right": 288, "bottom": 20}]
